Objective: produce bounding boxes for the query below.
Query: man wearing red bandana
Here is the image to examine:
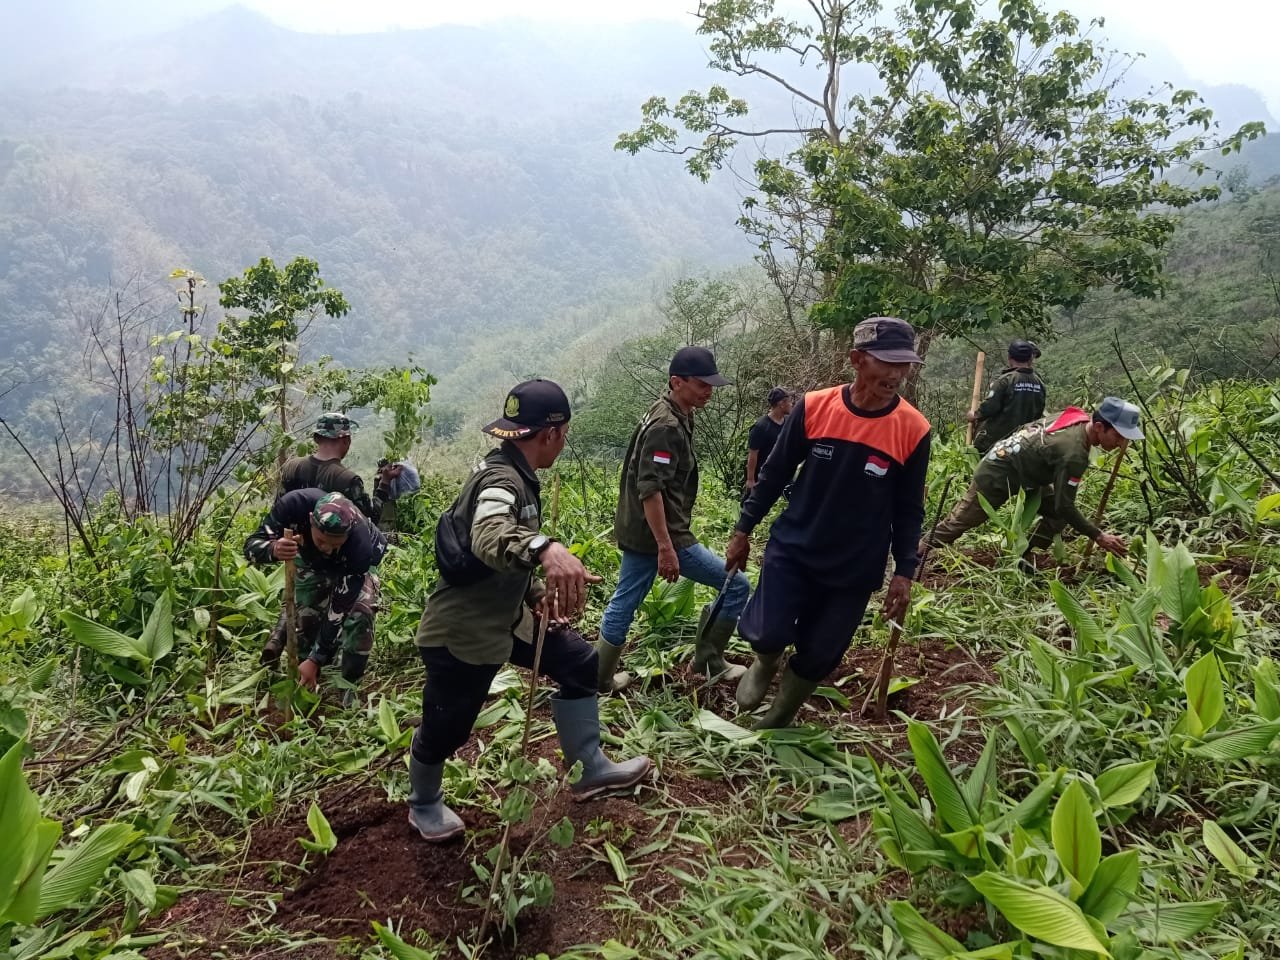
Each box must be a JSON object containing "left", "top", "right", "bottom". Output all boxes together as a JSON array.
[{"left": 925, "top": 398, "right": 1144, "bottom": 564}]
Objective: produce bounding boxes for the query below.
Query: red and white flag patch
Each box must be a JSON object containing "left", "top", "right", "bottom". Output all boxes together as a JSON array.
[
  {"left": 652, "top": 450, "right": 672, "bottom": 465},
  {"left": 864, "top": 454, "right": 890, "bottom": 477},
  {"left": 1067, "top": 476, "right": 1081, "bottom": 487}
]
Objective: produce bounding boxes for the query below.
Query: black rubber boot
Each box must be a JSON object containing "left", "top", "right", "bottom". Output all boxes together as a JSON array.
[
  {"left": 551, "top": 696, "right": 652, "bottom": 801},
  {"left": 594, "top": 639, "right": 631, "bottom": 695},
  {"left": 260, "top": 613, "right": 286, "bottom": 665},
  {"left": 735, "top": 651, "right": 783, "bottom": 711}
]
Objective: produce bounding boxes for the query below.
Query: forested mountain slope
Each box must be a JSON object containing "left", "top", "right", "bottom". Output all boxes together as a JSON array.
[{"left": 0, "top": 9, "right": 753, "bottom": 430}]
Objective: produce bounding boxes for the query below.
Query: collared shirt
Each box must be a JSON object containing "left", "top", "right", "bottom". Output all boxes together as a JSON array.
[
  {"left": 416, "top": 442, "right": 546, "bottom": 665},
  {"left": 973, "top": 366, "right": 1047, "bottom": 453},
  {"left": 614, "top": 392, "right": 700, "bottom": 554}
]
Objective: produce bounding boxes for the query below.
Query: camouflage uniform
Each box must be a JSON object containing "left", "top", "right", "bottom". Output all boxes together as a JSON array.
[
  {"left": 246, "top": 489, "right": 388, "bottom": 682},
  {"left": 928, "top": 408, "right": 1101, "bottom": 550},
  {"left": 265, "top": 412, "right": 390, "bottom": 659}
]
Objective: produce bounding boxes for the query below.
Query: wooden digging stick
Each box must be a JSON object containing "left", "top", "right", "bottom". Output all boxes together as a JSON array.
[
  {"left": 479, "top": 484, "right": 562, "bottom": 946},
  {"left": 282, "top": 551, "right": 299, "bottom": 722},
  {"left": 869, "top": 476, "right": 954, "bottom": 721},
  {"left": 478, "top": 607, "right": 552, "bottom": 946},
  {"left": 1078, "top": 441, "right": 1128, "bottom": 568},
  {"left": 965, "top": 352, "right": 987, "bottom": 445}
]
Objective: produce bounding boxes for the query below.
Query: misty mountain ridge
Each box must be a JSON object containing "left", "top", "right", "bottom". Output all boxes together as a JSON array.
[{"left": 1, "top": 3, "right": 1274, "bottom": 439}]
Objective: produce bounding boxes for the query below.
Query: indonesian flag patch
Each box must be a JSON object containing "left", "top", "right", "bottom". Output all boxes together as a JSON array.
[
  {"left": 1067, "top": 476, "right": 1081, "bottom": 487},
  {"left": 864, "top": 454, "right": 890, "bottom": 477},
  {"left": 652, "top": 450, "right": 672, "bottom": 465}
]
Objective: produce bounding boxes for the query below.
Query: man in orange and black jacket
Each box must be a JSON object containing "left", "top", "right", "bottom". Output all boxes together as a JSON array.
[{"left": 725, "top": 317, "right": 932, "bottom": 728}]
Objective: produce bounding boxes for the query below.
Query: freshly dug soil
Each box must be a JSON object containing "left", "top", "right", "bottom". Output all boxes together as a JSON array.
[{"left": 157, "top": 784, "right": 661, "bottom": 959}]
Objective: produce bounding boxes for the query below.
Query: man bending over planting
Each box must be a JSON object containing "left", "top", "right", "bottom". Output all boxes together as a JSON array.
[
  {"left": 923, "top": 397, "right": 1143, "bottom": 567},
  {"left": 407, "top": 379, "right": 652, "bottom": 843},
  {"left": 244, "top": 491, "right": 387, "bottom": 700},
  {"left": 726, "top": 317, "right": 932, "bottom": 728}
]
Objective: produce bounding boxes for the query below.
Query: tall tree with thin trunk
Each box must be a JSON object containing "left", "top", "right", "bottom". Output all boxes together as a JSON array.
[{"left": 618, "top": 0, "right": 1264, "bottom": 369}]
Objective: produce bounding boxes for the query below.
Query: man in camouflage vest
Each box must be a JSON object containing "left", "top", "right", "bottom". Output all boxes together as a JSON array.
[
  {"left": 926, "top": 398, "right": 1143, "bottom": 564},
  {"left": 970, "top": 340, "right": 1047, "bottom": 454}
]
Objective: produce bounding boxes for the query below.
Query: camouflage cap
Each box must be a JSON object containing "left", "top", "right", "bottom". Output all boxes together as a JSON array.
[
  {"left": 314, "top": 411, "right": 358, "bottom": 438},
  {"left": 311, "top": 492, "right": 359, "bottom": 534}
]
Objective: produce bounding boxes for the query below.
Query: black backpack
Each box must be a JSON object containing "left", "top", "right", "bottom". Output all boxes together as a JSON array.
[{"left": 433, "top": 470, "right": 496, "bottom": 587}]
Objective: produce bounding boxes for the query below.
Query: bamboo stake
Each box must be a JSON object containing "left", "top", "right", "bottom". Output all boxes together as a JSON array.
[
  {"left": 1079, "top": 441, "right": 1128, "bottom": 568},
  {"left": 281, "top": 529, "right": 302, "bottom": 720},
  {"left": 867, "top": 476, "right": 954, "bottom": 720},
  {"left": 478, "top": 479, "right": 562, "bottom": 946},
  {"left": 550, "top": 472, "right": 562, "bottom": 538},
  {"left": 966, "top": 352, "right": 987, "bottom": 445},
  {"left": 478, "top": 609, "right": 551, "bottom": 947}
]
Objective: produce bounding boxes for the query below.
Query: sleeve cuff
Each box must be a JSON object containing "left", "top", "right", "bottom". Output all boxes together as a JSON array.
[{"left": 635, "top": 482, "right": 664, "bottom": 500}]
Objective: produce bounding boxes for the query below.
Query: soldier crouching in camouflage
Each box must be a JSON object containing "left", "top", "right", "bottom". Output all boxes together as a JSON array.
[
  {"left": 244, "top": 491, "right": 388, "bottom": 700},
  {"left": 260, "top": 411, "right": 401, "bottom": 664}
]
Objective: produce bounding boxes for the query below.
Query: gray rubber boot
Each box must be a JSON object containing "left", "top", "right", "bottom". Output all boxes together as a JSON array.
[
  {"left": 595, "top": 638, "right": 632, "bottom": 695},
  {"left": 407, "top": 745, "right": 464, "bottom": 842},
  {"left": 691, "top": 606, "right": 748, "bottom": 683},
  {"left": 551, "top": 696, "right": 652, "bottom": 801},
  {"left": 735, "top": 651, "right": 784, "bottom": 711},
  {"left": 754, "top": 666, "right": 820, "bottom": 730}
]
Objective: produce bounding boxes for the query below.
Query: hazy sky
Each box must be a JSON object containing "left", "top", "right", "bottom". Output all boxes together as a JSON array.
[{"left": 234, "top": 0, "right": 1278, "bottom": 115}]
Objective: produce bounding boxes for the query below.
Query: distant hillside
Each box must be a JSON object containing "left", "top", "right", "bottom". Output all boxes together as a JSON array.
[
  {"left": 0, "top": 9, "right": 766, "bottom": 434},
  {"left": 2, "top": 3, "right": 1275, "bottom": 457}
]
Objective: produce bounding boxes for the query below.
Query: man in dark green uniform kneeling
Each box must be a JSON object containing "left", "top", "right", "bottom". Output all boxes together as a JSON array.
[
  {"left": 406, "top": 380, "right": 652, "bottom": 843},
  {"left": 926, "top": 397, "right": 1143, "bottom": 562},
  {"left": 970, "top": 340, "right": 1047, "bottom": 454}
]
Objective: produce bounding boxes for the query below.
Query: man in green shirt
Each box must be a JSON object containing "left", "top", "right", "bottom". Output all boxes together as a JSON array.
[
  {"left": 597, "top": 346, "right": 751, "bottom": 693},
  {"left": 407, "top": 379, "right": 652, "bottom": 843},
  {"left": 925, "top": 397, "right": 1143, "bottom": 561},
  {"left": 970, "top": 340, "right": 1047, "bottom": 454}
]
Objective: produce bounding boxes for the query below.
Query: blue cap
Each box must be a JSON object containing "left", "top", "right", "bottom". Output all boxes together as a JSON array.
[{"left": 1097, "top": 397, "right": 1144, "bottom": 440}]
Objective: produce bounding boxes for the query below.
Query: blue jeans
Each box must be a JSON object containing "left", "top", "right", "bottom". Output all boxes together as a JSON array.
[{"left": 599, "top": 543, "right": 751, "bottom": 648}]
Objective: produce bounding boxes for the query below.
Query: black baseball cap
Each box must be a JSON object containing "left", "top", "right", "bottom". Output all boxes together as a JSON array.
[
  {"left": 482, "top": 378, "right": 571, "bottom": 439},
  {"left": 669, "top": 346, "right": 730, "bottom": 386},
  {"left": 1009, "top": 339, "right": 1042, "bottom": 362},
  {"left": 767, "top": 386, "right": 790, "bottom": 406},
  {"left": 852, "top": 317, "right": 924, "bottom": 363}
]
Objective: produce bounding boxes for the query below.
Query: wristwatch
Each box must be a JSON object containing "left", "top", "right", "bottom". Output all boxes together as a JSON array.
[{"left": 529, "top": 535, "right": 553, "bottom": 563}]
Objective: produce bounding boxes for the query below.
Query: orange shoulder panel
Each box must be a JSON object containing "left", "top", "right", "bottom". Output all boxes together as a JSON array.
[{"left": 804, "top": 386, "right": 931, "bottom": 466}]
